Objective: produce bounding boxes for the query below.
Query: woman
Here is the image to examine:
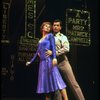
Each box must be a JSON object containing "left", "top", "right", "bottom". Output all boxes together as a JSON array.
[{"left": 26, "top": 22, "right": 68, "bottom": 100}]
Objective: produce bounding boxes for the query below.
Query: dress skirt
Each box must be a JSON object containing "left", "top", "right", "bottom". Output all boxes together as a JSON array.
[{"left": 37, "top": 57, "right": 66, "bottom": 93}]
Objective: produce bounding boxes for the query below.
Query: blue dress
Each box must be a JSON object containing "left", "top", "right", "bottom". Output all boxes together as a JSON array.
[{"left": 30, "top": 33, "right": 66, "bottom": 93}]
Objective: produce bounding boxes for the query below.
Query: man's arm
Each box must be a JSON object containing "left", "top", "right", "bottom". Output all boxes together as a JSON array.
[{"left": 45, "top": 35, "right": 70, "bottom": 57}]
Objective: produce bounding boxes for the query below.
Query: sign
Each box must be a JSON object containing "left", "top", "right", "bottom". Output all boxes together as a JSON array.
[
  {"left": 66, "top": 9, "right": 91, "bottom": 46},
  {"left": 1, "top": 0, "right": 12, "bottom": 43},
  {"left": 17, "top": 0, "right": 39, "bottom": 62}
]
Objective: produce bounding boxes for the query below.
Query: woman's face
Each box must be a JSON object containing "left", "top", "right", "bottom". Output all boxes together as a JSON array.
[{"left": 42, "top": 23, "right": 51, "bottom": 33}]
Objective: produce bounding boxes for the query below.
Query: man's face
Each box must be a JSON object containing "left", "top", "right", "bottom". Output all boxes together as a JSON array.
[{"left": 52, "top": 22, "right": 62, "bottom": 33}]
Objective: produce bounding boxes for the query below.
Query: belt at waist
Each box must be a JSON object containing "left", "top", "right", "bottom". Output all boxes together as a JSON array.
[{"left": 57, "top": 55, "right": 66, "bottom": 63}]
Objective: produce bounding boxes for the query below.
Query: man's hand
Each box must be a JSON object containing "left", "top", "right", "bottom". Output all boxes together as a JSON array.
[
  {"left": 45, "top": 48, "right": 52, "bottom": 57},
  {"left": 26, "top": 61, "right": 31, "bottom": 66}
]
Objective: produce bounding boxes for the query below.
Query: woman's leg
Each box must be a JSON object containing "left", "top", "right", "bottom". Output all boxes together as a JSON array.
[{"left": 60, "top": 88, "right": 68, "bottom": 100}]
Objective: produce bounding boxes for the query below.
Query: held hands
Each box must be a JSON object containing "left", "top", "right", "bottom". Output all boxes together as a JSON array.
[
  {"left": 52, "top": 58, "right": 57, "bottom": 66},
  {"left": 26, "top": 61, "right": 31, "bottom": 66}
]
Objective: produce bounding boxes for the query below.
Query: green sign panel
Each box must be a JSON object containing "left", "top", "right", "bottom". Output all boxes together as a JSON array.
[{"left": 66, "top": 9, "right": 91, "bottom": 46}]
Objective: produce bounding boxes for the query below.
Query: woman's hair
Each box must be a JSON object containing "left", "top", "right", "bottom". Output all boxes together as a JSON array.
[{"left": 40, "top": 22, "right": 52, "bottom": 32}]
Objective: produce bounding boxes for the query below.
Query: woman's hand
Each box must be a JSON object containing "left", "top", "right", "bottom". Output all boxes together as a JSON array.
[
  {"left": 26, "top": 61, "right": 31, "bottom": 66},
  {"left": 52, "top": 58, "right": 57, "bottom": 66}
]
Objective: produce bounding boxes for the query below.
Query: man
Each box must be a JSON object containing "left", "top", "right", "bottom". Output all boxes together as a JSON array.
[{"left": 45, "top": 19, "right": 85, "bottom": 100}]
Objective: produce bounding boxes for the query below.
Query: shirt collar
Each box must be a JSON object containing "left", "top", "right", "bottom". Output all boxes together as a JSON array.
[{"left": 55, "top": 32, "right": 61, "bottom": 37}]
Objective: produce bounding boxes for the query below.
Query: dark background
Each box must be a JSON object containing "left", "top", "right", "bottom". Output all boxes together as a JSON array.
[{"left": 1, "top": 0, "right": 99, "bottom": 100}]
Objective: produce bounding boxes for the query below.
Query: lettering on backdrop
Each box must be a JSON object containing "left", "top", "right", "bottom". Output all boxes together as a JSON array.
[
  {"left": 1, "top": 0, "right": 14, "bottom": 82},
  {"left": 66, "top": 9, "right": 91, "bottom": 46},
  {"left": 1, "top": 0, "right": 12, "bottom": 43},
  {"left": 1, "top": 55, "right": 15, "bottom": 81},
  {"left": 17, "top": 0, "right": 39, "bottom": 62}
]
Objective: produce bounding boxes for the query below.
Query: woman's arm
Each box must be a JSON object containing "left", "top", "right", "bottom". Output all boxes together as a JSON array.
[
  {"left": 26, "top": 44, "right": 39, "bottom": 66},
  {"left": 50, "top": 34, "right": 57, "bottom": 66}
]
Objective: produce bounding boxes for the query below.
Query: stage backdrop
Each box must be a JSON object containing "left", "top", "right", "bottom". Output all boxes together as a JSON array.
[
  {"left": 1, "top": 0, "right": 99, "bottom": 100},
  {"left": 1, "top": 0, "right": 42, "bottom": 97}
]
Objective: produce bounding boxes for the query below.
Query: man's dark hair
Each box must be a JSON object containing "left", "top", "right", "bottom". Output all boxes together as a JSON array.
[{"left": 53, "top": 19, "right": 62, "bottom": 26}]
